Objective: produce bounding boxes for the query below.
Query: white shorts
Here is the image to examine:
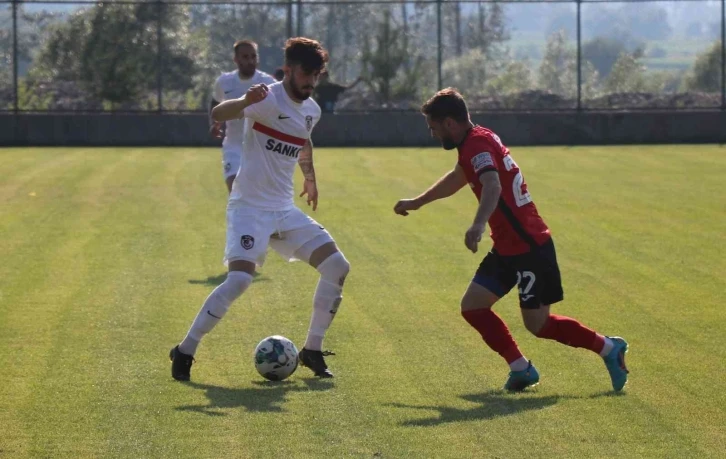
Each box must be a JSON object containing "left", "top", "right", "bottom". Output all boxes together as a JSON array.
[
  {"left": 222, "top": 147, "right": 241, "bottom": 179},
  {"left": 224, "top": 205, "right": 334, "bottom": 267}
]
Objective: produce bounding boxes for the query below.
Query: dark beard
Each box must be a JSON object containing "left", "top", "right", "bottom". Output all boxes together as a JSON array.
[
  {"left": 239, "top": 68, "right": 255, "bottom": 78},
  {"left": 441, "top": 138, "right": 457, "bottom": 150},
  {"left": 289, "top": 73, "right": 313, "bottom": 100},
  {"left": 291, "top": 85, "right": 311, "bottom": 101}
]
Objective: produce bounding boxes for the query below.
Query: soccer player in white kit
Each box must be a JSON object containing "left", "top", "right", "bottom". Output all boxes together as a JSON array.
[
  {"left": 209, "top": 39, "right": 276, "bottom": 193},
  {"left": 171, "top": 38, "right": 350, "bottom": 380}
]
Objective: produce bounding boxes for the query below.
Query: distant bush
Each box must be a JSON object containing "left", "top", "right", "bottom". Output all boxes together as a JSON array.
[{"left": 684, "top": 41, "right": 722, "bottom": 92}]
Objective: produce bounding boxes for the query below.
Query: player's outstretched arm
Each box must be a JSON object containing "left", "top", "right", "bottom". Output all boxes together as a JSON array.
[
  {"left": 394, "top": 164, "right": 467, "bottom": 216},
  {"left": 298, "top": 139, "right": 318, "bottom": 211},
  {"left": 209, "top": 99, "right": 224, "bottom": 139},
  {"left": 464, "top": 171, "right": 502, "bottom": 253},
  {"left": 212, "top": 84, "right": 269, "bottom": 122}
]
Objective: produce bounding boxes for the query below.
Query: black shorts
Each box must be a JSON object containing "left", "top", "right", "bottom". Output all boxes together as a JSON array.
[{"left": 472, "top": 238, "right": 564, "bottom": 309}]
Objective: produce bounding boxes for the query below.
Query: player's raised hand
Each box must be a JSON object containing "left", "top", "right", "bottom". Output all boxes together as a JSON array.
[
  {"left": 393, "top": 198, "right": 421, "bottom": 216},
  {"left": 209, "top": 121, "right": 225, "bottom": 139},
  {"left": 300, "top": 179, "right": 318, "bottom": 211},
  {"left": 464, "top": 223, "right": 485, "bottom": 253},
  {"left": 245, "top": 84, "right": 269, "bottom": 104}
]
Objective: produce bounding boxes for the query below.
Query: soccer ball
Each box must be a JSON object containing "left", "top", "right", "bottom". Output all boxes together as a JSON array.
[{"left": 253, "top": 335, "right": 299, "bottom": 381}]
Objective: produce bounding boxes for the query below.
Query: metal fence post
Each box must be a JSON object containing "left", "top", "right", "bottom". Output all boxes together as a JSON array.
[
  {"left": 721, "top": 0, "right": 725, "bottom": 110},
  {"left": 576, "top": 0, "right": 582, "bottom": 111},
  {"left": 287, "top": 0, "right": 293, "bottom": 38},
  {"left": 12, "top": 0, "right": 18, "bottom": 113},
  {"left": 296, "top": 0, "right": 303, "bottom": 37},
  {"left": 437, "top": 0, "right": 442, "bottom": 90},
  {"left": 156, "top": 0, "right": 163, "bottom": 112}
]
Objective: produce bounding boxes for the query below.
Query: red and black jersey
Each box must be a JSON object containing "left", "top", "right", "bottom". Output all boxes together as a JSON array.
[{"left": 457, "top": 126, "right": 551, "bottom": 256}]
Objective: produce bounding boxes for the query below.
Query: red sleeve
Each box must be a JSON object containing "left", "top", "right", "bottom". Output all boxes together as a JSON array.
[{"left": 461, "top": 138, "right": 500, "bottom": 176}]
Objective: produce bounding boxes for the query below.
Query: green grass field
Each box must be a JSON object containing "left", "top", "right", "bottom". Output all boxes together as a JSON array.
[{"left": 1, "top": 145, "right": 724, "bottom": 458}]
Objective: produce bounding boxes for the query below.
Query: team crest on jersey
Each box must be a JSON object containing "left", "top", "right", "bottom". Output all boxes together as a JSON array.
[
  {"left": 241, "top": 235, "right": 255, "bottom": 250},
  {"left": 224, "top": 162, "right": 231, "bottom": 172},
  {"left": 471, "top": 152, "right": 494, "bottom": 172},
  {"left": 305, "top": 115, "right": 313, "bottom": 132}
]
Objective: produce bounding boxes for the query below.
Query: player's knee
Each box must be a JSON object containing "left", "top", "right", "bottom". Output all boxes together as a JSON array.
[
  {"left": 460, "top": 295, "right": 475, "bottom": 312},
  {"left": 460, "top": 292, "right": 495, "bottom": 312},
  {"left": 205, "top": 271, "right": 253, "bottom": 320},
  {"left": 223, "top": 271, "right": 254, "bottom": 300},
  {"left": 317, "top": 251, "right": 350, "bottom": 286},
  {"left": 523, "top": 313, "right": 549, "bottom": 336},
  {"left": 524, "top": 320, "right": 541, "bottom": 336}
]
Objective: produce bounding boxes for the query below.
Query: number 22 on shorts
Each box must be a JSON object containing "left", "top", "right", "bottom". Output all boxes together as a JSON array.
[{"left": 517, "top": 270, "right": 536, "bottom": 301}]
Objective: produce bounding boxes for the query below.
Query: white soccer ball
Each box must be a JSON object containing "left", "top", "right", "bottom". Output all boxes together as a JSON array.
[{"left": 253, "top": 335, "right": 299, "bottom": 381}]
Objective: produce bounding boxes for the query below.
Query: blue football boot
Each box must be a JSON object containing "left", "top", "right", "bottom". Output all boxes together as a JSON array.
[
  {"left": 603, "top": 337, "right": 629, "bottom": 391},
  {"left": 504, "top": 361, "right": 540, "bottom": 392}
]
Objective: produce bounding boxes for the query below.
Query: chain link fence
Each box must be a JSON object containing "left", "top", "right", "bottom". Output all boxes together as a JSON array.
[{"left": 1, "top": 0, "right": 724, "bottom": 112}]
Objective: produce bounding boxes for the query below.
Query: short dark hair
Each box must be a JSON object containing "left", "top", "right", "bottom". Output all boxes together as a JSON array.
[
  {"left": 284, "top": 37, "right": 328, "bottom": 73},
  {"left": 273, "top": 67, "right": 285, "bottom": 80},
  {"left": 421, "top": 88, "right": 469, "bottom": 123},
  {"left": 233, "top": 39, "right": 258, "bottom": 54}
]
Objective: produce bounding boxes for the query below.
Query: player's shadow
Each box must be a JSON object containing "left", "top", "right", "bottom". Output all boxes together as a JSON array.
[
  {"left": 188, "top": 271, "right": 266, "bottom": 286},
  {"left": 387, "top": 390, "right": 567, "bottom": 427},
  {"left": 589, "top": 390, "right": 627, "bottom": 399},
  {"left": 175, "top": 378, "right": 333, "bottom": 416}
]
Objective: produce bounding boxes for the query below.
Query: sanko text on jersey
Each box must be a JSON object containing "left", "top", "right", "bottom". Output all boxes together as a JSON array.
[{"left": 265, "top": 139, "right": 302, "bottom": 158}]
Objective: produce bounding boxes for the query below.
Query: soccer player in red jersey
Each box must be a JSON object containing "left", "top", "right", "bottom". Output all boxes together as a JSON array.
[{"left": 394, "top": 88, "right": 629, "bottom": 391}]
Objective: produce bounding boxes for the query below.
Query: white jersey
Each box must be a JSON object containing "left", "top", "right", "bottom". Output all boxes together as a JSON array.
[
  {"left": 229, "top": 82, "right": 321, "bottom": 211},
  {"left": 212, "top": 70, "right": 276, "bottom": 148}
]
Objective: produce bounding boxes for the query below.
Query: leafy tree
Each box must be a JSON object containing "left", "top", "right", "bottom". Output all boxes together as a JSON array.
[
  {"left": 464, "top": 2, "right": 509, "bottom": 60},
  {"left": 0, "top": 7, "right": 64, "bottom": 108},
  {"left": 604, "top": 52, "right": 651, "bottom": 93},
  {"left": 0, "top": 17, "right": 11, "bottom": 108},
  {"left": 442, "top": 48, "right": 493, "bottom": 97},
  {"left": 582, "top": 37, "right": 634, "bottom": 79},
  {"left": 303, "top": 2, "right": 378, "bottom": 82},
  {"left": 539, "top": 30, "right": 598, "bottom": 99},
  {"left": 437, "top": 2, "right": 511, "bottom": 96},
  {"left": 31, "top": 3, "right": 196, "bottom": 107},
  {"left": 442, "top": 48, "right": 532, "bottom": 97},
  {"left": 360, "top": 8, "right": 431, "bottom": 104},
  {"left": 485, "top": 60, "right": 533, "bottom": 95},
  {"left": 684, "top": 41, "right": 722, "bottom": 92}
]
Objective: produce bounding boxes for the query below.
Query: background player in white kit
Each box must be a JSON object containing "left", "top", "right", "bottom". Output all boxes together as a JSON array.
[
  {"left": 209, "top": 39, "right": 276, "bottom": 193},
  {"left": 170, "top": 38, "right": 350, "bottom": 380}
]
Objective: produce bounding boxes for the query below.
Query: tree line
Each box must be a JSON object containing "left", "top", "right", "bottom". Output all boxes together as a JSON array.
[{"left": 0, "top": 2, "right": 722, "bottom": 110}]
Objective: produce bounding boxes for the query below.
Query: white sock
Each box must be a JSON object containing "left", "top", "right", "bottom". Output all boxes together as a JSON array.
[
  {"left": 303, "top": 277, "right": 341, "bottom": 351},
  {"left": 304, "top": 335, "right": 324, "bottom": 352},
  {"left": 303, "top": 252, "right": 350, "bottom": 351},
  {"left": 179, "top": 271, "right": 252, "bottom": 355},
  {"left": 509, "top": 357, "right": 530, "bottom": 372},
  {"left": 599, "top": 335, "right": 614, "bottom": 357}
]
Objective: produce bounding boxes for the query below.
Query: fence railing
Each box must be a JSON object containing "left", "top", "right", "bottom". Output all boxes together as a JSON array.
[{"left": 1, "top": 0, "right": 725, "bottom": 112}]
